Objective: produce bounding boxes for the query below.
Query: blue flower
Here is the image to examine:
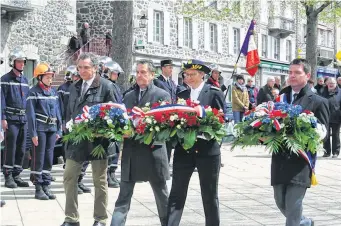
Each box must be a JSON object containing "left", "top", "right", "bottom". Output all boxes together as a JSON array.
[
  {"left": 89, "top": 104, "right": 101, "bottom": 118},
  {"left": 310, "top": 118, "right": 317, "bottom": 128},
  {"left": 262, "top": 117, "right": 271, "bottom": 124}
]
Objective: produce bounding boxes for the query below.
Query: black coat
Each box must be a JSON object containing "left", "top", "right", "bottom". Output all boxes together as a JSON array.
[
  {"left": 175, "top": 84, "right": 225, "bottom": 157},
  {"left": 314, "top": 84, "right": 325, "bottom": 96},
  {"left": 257, "top": 85, "right": 274, "bottom": 104},
  {"left": 322, "top": 86, "right": 341, "bottom": 124},
  {"left": 153, "top": 75, "right": 177, "bottom": 103},
  {"left": 65, "top": 75, "right": 117, "bottom": 162},
  {"left": 271, "top": 85, "right": 329, "bottom": 187},
  {"left": 121, "top": 83, "right": 171, "bottom": 182}
]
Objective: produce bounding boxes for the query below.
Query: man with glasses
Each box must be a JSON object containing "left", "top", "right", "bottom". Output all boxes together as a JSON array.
[{"left": 61, "top": 53, "right": 117, "bottom": 226}]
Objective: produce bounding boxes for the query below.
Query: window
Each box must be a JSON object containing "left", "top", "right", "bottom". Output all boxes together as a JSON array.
[
  {"left": 262, "top": 34, "right": 268, "bottom": 57},
  {"left": 286, "top": 40, "right": 292, "bottom": 62},
  {"left": 327, "top": 31, "right": 332, "bottom": 48},
  {"left": 274, "top": 38, "right": 280, "bottom": 60},
  {"left": 153, "top": 11, "right": 164, "bottom": 43},
  {"left": 209, "top": 23, "right": 218, "bottom": 52},
  {"left": 183, "top": 18, "right": 192, "bottom": 48},
  {"left": 23, "top": 60, "right": 37, "bottom": 87},
  {"left": 233, "top": 28, "right": 240, "bottom": 55},
  {"left": 303, "top": 24, "right": 307, "bottom": 42}
]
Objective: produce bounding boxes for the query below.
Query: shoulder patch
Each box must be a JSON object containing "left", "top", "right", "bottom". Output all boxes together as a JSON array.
[{"left": 210, "top": 86, "right": 221, "bottom": 91}]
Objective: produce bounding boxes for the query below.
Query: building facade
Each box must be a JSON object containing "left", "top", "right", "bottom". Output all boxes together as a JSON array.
[{"left": 0, "top": 0, "right": 77, "bottom": 85}]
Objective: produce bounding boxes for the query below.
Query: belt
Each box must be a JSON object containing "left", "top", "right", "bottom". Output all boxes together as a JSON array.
[
  {"left": 5, "top": 107, "right": 26, "bottom": 116},
  {"left": 36, "top": 113, "right": 57, "bottom": 125}
]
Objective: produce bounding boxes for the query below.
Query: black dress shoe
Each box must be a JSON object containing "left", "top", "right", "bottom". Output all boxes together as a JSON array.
[
  {"left": 78, "top": 182, "right": 91, "bottom": 193},
  {"left": 0, "top": 200, "right": 5, "bottom": 207},
  {"left": 93, "top": 221, "right": 105, "bottom": 226},
  {"left": 322, "top": 153, "right": 330, "bottom": 157},
  {"left": 61, "top": 221, "right": 80, "bottom": 226}
]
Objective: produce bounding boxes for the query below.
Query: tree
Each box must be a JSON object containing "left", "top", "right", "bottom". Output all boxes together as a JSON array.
[
  {"left": 182, "top": 0, "right": 341, "bottom": 81},
  {"left": 110, "top": 1, "right": 134, "bottom": 92}
]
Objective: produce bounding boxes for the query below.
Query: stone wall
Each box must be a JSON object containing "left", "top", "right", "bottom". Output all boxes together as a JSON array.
[
  {"left": 76, "top": 0, "right": 114, "bottom": 38},
  {"left": 1, "top": 0, "right": 76, "bottom": 74}
]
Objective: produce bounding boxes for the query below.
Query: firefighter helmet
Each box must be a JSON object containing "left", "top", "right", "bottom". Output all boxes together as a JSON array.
[
  {"left": 8, "top": 49, "right": 27, "bottom": 68},
  {"left": 65, "top": 65, "right": 78, "bottom": 80},
  {"left": 34, "top": 62, "right": 55, "bottom": 78},
  {"left": 104, "top": 61, "right": 124, "bottom": 76},
  {"left": 209, "top": 64, "right": 222, "bottom": 74}
]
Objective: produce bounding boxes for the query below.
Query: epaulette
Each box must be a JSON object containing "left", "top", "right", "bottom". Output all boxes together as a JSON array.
[{"left": 210, "top": 86, "right": 221, "bottom": 91}]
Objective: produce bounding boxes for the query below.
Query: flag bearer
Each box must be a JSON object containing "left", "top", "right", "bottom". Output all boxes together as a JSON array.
[{"left": 27, "top": 62, "right": 62, "bottom": 200}]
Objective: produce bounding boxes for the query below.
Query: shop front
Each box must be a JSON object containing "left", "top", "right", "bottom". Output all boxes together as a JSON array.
[{"left": 258, "top": 60, "right": 289, "bottom": 87}]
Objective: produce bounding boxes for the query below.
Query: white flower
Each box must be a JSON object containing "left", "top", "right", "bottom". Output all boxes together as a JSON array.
[
  {"left": 177, "top": 98, "right": 186, "bottom": 105},
  {"left": 155, "top": 126, "right": 160, "bottom": 132},
  {"left": 123, "top": 125, "right": 128, "bottom": 130},
  {"left": 152, "top": 119, "right": 157, "bottom": 124},
  {"left": 181, "top": 121, "right": 184, "bottom": 125},
  {"left": 85, "top": 119, "right": 89, "bottom": 123},
  {"left": 107, "top": 119, "right": 113, "bottom": 125},
  {"left": 104, "top": 116, "right": 109, "bottom": 120},
  {"left": 150, "top": 128, "right": 154, "bottom": 131},
  {"left": 193, "top": 100, "right": 200, "bottom": 104},
  {"left": 316, "top": 123, "right": 327, "bottom": 140},
  {"left": 160, "top": 101, "right": 167, "bottom": 106},
  {"left": 176, "top": 124, "right": 181, "bottom": 129},
  {"left": 123, "top": 112, "right": 129, "bottom": 119},
  {"left": 66, "top": 120, "right": 74, "bottom": 131},
  {"left": 145, "top": 118, "right": 152, "bottom": 124},
  {"left": 205, "top": 106, "right": 212, "bottom": 112},
  {"left": 145, "top": 102, "right": 150, "bottom": 107}
]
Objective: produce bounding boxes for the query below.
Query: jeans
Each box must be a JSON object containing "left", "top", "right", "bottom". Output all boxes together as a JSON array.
[
  {"left": 233, "top": 111, "right": 244, "bottom": 123},
  {"left": 273, "top": 184, "right": 313, "bottom": 226}
]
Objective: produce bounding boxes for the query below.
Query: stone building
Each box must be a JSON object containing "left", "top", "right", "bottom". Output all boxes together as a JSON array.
[{"left": 1, "top": 0, "right": 76, "bottom": 85}]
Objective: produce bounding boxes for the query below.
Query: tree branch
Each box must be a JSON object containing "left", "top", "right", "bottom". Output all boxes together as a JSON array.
[{"left": 315, "top": 1, "right": 332, "bottom": 14}]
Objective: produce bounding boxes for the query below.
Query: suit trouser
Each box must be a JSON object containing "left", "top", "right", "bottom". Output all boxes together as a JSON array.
[
  {"left": 2, "top": 122, "right": 27, "bottom": 177},
  {"left": 78, "top": 161, "right": 90, "bottom": 182},
  {"left": 30, "top": 131, "right": 56, "bottom": 185},
  {"left": 323, "top": 123, "right": 341, "bottom": 156},
  {"left": 64, "top": 159, "right": 108, "bottom": 223},
  {"left": 273, "top": 184, "right": 313, "bottom": 226},
  {"left": 111, "top": 179, "right": 169, "bottom": 226},
  {"left": 166, "top": 141, "right": 173, "bottom": 163},
  {"left": 108, "top": 142, "right": 120, "bottom": 172},
  {"left": 167, "top": 154, "right": 221, "bottom": 226}
]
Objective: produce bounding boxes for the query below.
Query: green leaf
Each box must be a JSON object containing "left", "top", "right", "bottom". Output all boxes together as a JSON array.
[
  {"left": 170, "top": 128, "right": 177, "bottom": 137},
  {"left": 91, "top": 145, "right": 105, "bottom": 159},
  {"left": 144, "top": 131, "right": 154, "bottom": 145},
  {"left": 183, "top": 129, "right": 197, "bottom": 150}
]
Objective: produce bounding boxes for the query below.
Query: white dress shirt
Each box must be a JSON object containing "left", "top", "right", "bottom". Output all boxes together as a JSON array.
[
  {"left": 81, "top": 76, "right": 95, "bottom": 95},
  {"left": 190, "top": 81, "right": 205, "bottom": 101}
]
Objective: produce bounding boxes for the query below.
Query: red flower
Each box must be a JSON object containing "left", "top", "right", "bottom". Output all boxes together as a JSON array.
[{"left": 303, "top": 110, "right": 312, "bottom": 114}]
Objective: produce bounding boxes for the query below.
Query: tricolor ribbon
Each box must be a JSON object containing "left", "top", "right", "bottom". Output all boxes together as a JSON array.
[
  {"left": 272, "top": 119, "right": 281, "bottom": 131},
  {"left": 298, "top": 150, "right": 318, "bottom": 186},
  {"left": 74, "top": 103, "right": 127, "bottom": 123},
  {"left": 250, "top": 119, "right": 262, "bottom": 127},
  {"left": 132, "top": 104, "right": 206, "bottom": 118}
]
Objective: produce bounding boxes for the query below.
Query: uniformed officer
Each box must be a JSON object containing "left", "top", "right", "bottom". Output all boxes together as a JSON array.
[
  {"left": 1, "top": 49, "right": 30, "bottom": 188},
  {"left": 176, "top": 71, "right": 190, "bottom": 94},
  {"left": 104, "top": 60, "right": 124, "bottom": 188},
  {"left": 98, "top": 56, "right": 113, "bottom": 78},
  {"left": 26, "top": 62, "right": 62, "bottom": 200},
  {"left": 167, "top": 60, "right": 225, "bottom": 226},
  {"left": 154, "top": 59, "right": 177, "bottom": 163}
]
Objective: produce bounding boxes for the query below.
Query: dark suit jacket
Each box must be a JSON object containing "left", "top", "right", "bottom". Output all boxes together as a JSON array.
[
  {"left": 153, "top": 75, "right": 177, "bottom": 103},
  {"left": 321, "top": 86, "right": 341, "bottom": 124},
  {"left": 175, "top": 84, "right": 226, "bottom": 157},
  {"left": 271, "top": 84, "right": 329, "bottom": 187},
  {"left": 65, "top": 74, "right": 117, "bottom": 162},
  {"left": 257, "top": 85, "right": 274, "bottom": 104},
  {"left": 121, "top": 83, "right": 171, "bottom": 182}
]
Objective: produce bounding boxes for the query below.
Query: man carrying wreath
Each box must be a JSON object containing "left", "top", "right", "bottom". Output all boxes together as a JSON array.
[
  {"left": 166, "top": 59, "right": 226, "bottom": 226},
  {"left": 272, "top": 59, "right": 329, "bottom": 226}
]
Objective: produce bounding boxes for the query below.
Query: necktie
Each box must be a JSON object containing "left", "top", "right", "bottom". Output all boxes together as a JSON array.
[
  {"left": 81, "top": 82, "right": 88, "bottom": 98},
  {"left": 139, "top": 90, "right": 145, "bottom": 101},
  {"left": 292, "top": 93, "right": 298, "bottom": 103},
  {"left": 167, "top": 79, "right": 171, "bottom": 87}
]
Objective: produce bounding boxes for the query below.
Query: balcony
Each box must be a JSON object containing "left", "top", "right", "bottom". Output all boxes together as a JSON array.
[
  {"left": 268, "top": 16, "right": 295, "bottom": 39},
  {"left": 1, "top": 0, "right": 33, "bottom": 22},
  {"left": 317, "top": 46, "right": 334, "bottom": 66}
]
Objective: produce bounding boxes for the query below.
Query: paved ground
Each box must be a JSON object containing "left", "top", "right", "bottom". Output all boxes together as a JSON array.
[{"left": 1, "top": 145, "right": 340, "bottom": 226}]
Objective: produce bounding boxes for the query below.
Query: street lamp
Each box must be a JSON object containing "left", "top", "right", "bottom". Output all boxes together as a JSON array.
[{"left": 139, "top": 14, "right": 147, "bottom": 28}]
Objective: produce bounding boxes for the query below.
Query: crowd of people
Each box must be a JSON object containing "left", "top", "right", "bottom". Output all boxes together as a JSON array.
[{"left": 0, "top": 46, "right": 333, "bottom": 226}]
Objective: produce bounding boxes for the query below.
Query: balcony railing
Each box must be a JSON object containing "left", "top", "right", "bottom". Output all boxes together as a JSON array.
[
  {"left": 317, "top": 46, "right": 334, "bottom": 66},
  {"left": 268, "top": 16, "right": 295, "bottom": 38}
]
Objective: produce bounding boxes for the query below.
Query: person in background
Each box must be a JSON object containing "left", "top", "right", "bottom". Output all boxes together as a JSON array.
[
  {"left": 314, "top": 77, "right": 325, "bottom": 96},
  {"left": 337, "top": 77, "right": 341, "bottom": 88},
  {"left": 207, "top": 64, "right": 227, "bottom": 92},
  {"left": 80, "top": 22, "right": 91, "bottom": 52},
  {"left": 246, "top": 78, "right": 258, "bottom": 109},
  {"left": 307, "top": 79, "right": 317, "bottom": 93},
  {"left": 68, "top": 32, "right": 80, "bottom": 62},
  {"left": 271, "top": 88, "right": 280, "bottom": 100},
  {"left": 257, "top": 76, "right": 275, "bottom": 104},
  {"left": 232, "top": 75, "right": 249, "bottom": 123},
  {"left": 105, "top": 30, "right": 112, "bottom": 57},
  {"left": 274, "top": 76, "right": 281, "bottom": 90},
  {"left": 0, "top": 53, "right": 6, "bottom": 207},
  {"left": 27, "top": 62, "right": 62, "bottom": 200},
  {"left": 322, "top": 77, "right": 341, "bottom": 158}
]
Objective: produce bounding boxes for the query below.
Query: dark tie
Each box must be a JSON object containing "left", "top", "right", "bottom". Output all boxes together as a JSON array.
[
  {"left": 81, "top": 82, "right": 88, "bottom": 98},
  {"left": 293, "top": 93, "right": 298, "bottom": 103},
  {"left": 139, "top": 90, "right": 145, "bottom": 101},
  {"left": 167, "top": 79, "right": 171, "bottom": 87}
]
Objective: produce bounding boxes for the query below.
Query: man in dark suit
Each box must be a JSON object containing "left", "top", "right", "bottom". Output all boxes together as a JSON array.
[
  {"left": 154, "top": 59, "right": 177, "bottom": 163},
  {"left": 61, "top": 53, "right": 117, "bottom": 226},
  {"left": 257, "top": 76, "right": 275, "bottom": 104},
  {"left": 272, "top": 58, "right": 329, "bottom": 226},
  {"left": 167, "top": 59, "right": 225, "bottom": 226},
  {"left": 110, "top": 59, "right": 171, "bottom": 226}
]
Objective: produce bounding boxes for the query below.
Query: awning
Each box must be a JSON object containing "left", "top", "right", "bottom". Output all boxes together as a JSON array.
[
  {"left": 317, "top": 67, "right": 339, "bottom": 77},
  {"left": 260, "top": 61, "right": 289, "bottom": 70}
]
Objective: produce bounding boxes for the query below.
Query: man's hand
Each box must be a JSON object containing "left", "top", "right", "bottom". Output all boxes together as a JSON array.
[
  {"left": 56, "top": 134, "right": 61, "bottom": 141},
  {"left": 32, "top": 136, "right": 39, "bottom": 146},
  {"left": 0, "top": 131, "right": 4, "bottom": 142},
  {"left": 1, "top": 120, "right": 8, "bottom": 131}
]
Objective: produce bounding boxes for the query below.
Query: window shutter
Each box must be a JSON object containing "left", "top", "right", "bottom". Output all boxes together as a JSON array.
[
  {"left": 217, "top": 24, "right": 223, "bottom": 53},
  {"left": 178, "top": 15, "right": 184, "bottom": 47},
  {"left": 239, "top": 27, "right": 245, "bottom": 50},
  {"left": 228, "top": 26, "right": 234, "bottom": 55},
  {"left": 192, "top": 19, "right": 199, "bottom": 49},
  {"left": 204, "top": 22, "right": 210, "bottom": 51},
  {"left": 147, "top": 8, "right": 154, "bottom": 43},
  {"left": 164, "top": 11, "right": 170, "bottom": 46},
  {"left": 280, "top": 38, "right": 285, "bottom": 61}
]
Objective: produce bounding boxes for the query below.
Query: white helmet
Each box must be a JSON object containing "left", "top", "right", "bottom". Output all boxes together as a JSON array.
[
  {"left": 65, "top": 65, "right": 78, "bottom": 81},
  {"left": 104, "top": 61, "right": 124, "bottom": 76},
  {"left": 209, "top": 64, "right": 222, "bottom": 74},
  {"left": 8, "top": 48, "right": 27, "bottom": 68}
]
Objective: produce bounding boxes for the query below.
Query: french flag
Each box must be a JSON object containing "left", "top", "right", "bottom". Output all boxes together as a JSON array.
[{"left": 241, "top": 20, "right": 260, "bottom": 76}]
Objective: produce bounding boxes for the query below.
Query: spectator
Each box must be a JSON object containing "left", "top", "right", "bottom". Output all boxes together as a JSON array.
[
  {"left": 274, "top": 76, "right": 281, "bottom": 90},
  {"left": 105, "top": 30, "right": 112, "bottom": 57},
  {"left": 232, "top": 75, "right": 249, "bottom": 123},
  {"left": 314, "top": 77, "right": 325, "bottom": 96},
  {"left": 257, "top": 76, "right": 275, "bottom": 104},
  {"left": 68, "top": 32, "right": 80, "bottom": 62},
  {"left": 322, "top": 77, "right": 340, "bottom": 158},
  {"left": 80, "top": 22, "right": 91, "bottom": 52},
  {"left": 271, "top": 88, "right": 279, "bottom": 100},
  {"left": 308, "top": 79, "right": 317, "bottom": 93},
  {"left": 246, "top": 78, "right": 258, "bottom": 109}
]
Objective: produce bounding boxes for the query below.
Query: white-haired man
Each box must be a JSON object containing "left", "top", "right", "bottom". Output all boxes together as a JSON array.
[{"left": 257, "top": 76, "right": 275, "bottom": 104}]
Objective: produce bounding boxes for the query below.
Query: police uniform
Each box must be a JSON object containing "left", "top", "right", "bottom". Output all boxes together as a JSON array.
[
  {"left": 167, "top": 60, "right": 225, "bottom": 226},
  {"left": 154, "top": 59, "right": 177, "bottom": 163},
  {"left": 26, "top": 63, "right": 62, "bottom": 200},
  {"left": 1, "top": 50, "right": 30, "bottom": 188}
]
